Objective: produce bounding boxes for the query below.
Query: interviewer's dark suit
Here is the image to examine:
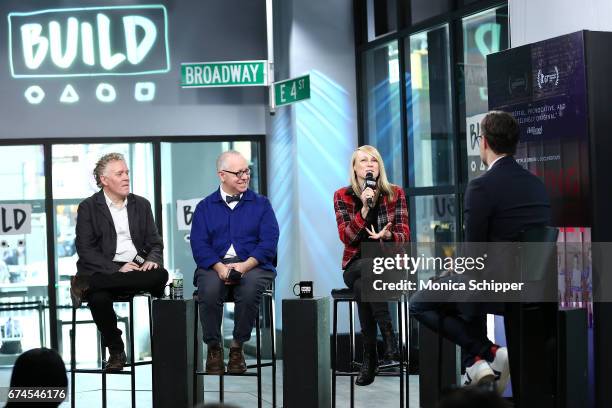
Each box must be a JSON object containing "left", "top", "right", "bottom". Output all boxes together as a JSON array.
[
  {"left": 75, "top": 190, "right": 168, "bottom": 353},
  {"left": 410, "top": 156, "right": 551, "bottom": 364}
]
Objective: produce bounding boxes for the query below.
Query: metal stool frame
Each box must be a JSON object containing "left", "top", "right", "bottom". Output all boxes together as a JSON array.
[
  {"left": 331, "top": 289, "right": 409, "bottom": 408},
  {"left": 70, "top": 294, "right": 153, "bottom": 408},
  {"left": 192, "top": 286, "right": 276, "bottom": 408}
]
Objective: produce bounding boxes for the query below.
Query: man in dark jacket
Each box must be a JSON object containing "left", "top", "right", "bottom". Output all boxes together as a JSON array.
[
  {"left": 410, "top": 111, "right": 551, "bottom": 394},
  {"left": 71, "top": 153, "right": 168, "bottom": 371}
]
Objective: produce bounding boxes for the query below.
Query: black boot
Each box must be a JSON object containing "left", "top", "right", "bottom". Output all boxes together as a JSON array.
[
  {"left": 355, "top": 343, "right": 378, "bottom": 386},
  {"left": 378, "top": 320, "right": 400, "bottom": 363}
]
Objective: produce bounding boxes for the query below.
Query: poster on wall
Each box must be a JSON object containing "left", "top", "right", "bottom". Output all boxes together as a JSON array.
[
  {"left": 487, "top": 31, "right": 590, "bottom": 227},
  {"left": 176, "top": 198, "right": 201, "bottom": 231},
  {"left": 466, "top": 112, "right": 487, "bottom": 178}
]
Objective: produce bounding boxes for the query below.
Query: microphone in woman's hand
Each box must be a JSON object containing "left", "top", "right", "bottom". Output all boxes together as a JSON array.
[{"left": 365, "top": 172, "right": 376, "bottom": 208}]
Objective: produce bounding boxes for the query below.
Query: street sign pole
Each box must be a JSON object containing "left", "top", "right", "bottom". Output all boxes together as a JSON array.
[{"left": 266, "top": 0, "right": 275, "bottom": 114}]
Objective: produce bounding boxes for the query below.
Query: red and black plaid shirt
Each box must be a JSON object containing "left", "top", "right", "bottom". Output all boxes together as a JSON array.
[{"left": 334, "top": 185, "right": 410, "bottom": 269}]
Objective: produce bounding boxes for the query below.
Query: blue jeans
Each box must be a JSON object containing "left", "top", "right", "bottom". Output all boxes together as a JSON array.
[{"left": 195, "top": 264, "right": 275, "bottom": 346}]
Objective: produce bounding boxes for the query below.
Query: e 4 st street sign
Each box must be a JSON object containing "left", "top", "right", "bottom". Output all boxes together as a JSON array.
[
  {"left": 274, "top": 74, "right": 310, "bottom": 107},
  {"left": 181, "top": 60, "right": 267, "bottom": 87}
]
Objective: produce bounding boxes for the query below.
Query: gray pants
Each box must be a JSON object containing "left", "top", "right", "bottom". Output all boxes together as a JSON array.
[{"left": 195, "top": 265, "right": 275, "bottom": 346}]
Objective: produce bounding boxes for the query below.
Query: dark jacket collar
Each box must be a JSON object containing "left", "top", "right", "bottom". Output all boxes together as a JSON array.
[
  {"left": 488, "top": 155, "right": 516, "bottom": 172},
  {"left": 94, "top": 190, "right": 136, "bottom": 230},
  {"left": 94, "top": 189, "right": 135, "bottom": 205}
]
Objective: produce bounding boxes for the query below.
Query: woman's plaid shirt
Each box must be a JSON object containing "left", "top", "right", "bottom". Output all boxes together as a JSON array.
[{"left": 334, "top": 185, "right": 410, "bottom": 269}]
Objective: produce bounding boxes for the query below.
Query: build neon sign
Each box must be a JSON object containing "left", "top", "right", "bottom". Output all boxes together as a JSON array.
[{"left": 8, "top": 5, "right": 170, "bottom": 104}]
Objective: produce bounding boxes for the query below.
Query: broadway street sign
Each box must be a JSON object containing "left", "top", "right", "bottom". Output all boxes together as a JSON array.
[{"left": 180, "top": 60, "right": 267, "bottom": 88}]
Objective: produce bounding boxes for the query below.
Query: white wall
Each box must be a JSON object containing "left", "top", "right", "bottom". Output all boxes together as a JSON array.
[
  {"left": 510, "top": 0, "right": 612, "bottom": 47},
  {"left": 268, "top": 0, "right": 359, "bottom": 328}
]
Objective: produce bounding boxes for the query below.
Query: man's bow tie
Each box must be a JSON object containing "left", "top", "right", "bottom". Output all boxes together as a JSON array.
[{"left": 226, "top": 194, "right": 241, "bottom": 204}]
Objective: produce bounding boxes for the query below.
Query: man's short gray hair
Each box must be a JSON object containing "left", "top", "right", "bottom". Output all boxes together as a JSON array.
[
  {"left": 93, "top": 153, "right": 125, "bottom": 188},
  {"left": 216, "top": 150, "right": 245, "bottom": 171}
]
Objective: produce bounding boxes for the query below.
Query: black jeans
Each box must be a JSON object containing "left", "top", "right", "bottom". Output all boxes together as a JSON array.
[
  {"left": 86, "top": 266, "right": 168, "bottom": 354},
  {"left": 343, "top": 258, "right": 392, "bottom": 345},
  {"left": 409, "top": 273, "right": 504, "bottom": 366}
]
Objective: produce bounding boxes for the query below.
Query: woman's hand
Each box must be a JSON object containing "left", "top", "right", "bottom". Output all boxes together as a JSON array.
[
  {"left": 360, "top": 187, "right": 375, "bottom": 217},
  {"left": 366, "top": 222, "right": 392, "bottom": 241}
]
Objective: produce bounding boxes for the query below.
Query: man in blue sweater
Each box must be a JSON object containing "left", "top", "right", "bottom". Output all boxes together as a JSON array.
[{"left": 190, "top": 150, "right": 279, "bottom": 374}]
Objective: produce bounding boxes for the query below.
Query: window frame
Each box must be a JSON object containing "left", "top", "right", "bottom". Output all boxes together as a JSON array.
[{"left": 354, "top": 0, "right": 508, "bottom": 243}]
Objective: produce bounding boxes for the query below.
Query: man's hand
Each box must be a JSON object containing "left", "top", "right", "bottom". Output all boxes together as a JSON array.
[
  {"left": 140, "top": 261, "right": 158, "bottom": 271},
  {"left": 226, "top": 257, "right": 259, "bottom": 277},
  {"left": 212, "top": 262, "right": 230, "bottom": 282},
  {"left": 366, "top": 222, "right": 392, "bottom": 241},
  {"left": 119, "top": 262, "right": 141, "bottom": 273}
]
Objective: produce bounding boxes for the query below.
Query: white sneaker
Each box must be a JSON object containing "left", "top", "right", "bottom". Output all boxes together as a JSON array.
[
  {"left": 461, "top": 359, "right": 495, "bottom": 387},
  {"left": 490, "top": 346, "right": 510, "bottom": 395}
]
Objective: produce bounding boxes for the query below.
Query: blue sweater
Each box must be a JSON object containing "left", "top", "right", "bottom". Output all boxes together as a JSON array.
[{"left": 190, "top": 188, "right": 279, "bottom": 274}]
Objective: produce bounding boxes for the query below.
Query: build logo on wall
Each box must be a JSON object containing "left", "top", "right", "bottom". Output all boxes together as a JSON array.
[{"left": 7, "top": 5, "right": 170, "bottom": 104}]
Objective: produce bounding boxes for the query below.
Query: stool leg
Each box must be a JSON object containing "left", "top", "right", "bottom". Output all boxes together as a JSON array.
[
  {"left": 398, "top": 300, "right": 404, "bottom": 408},
  {"left": 349, "top": 301, "right": 355, "bottom": 408},
  {"left": 147, "top": 296, "right": 153, "bottom": 402},
  {"left": 38, "top": 303, "right": 44, "bottom": 347},
  {"left": 129, "top": 299, "right": 136, "bottom": 408},
  {"left": 269, "top": 294, "right": 277, "bottom": 408},
  {"left": 102, "top": 345, "right": 107, "bottom": 408},
  {"left": 403, "top": 298, "right": 409, "bottom": 408},
  {"left": 332, "top": 300, "right": 338, "bottom": 408},
  {"left": 193, "top": 298, "right": 200, "bottom": 406},
  {"left": 256, "top": 306, "right": 263, "bottom": 408},
  {"left": 220, "top": 307, "right": 224, "bottom": 404},
  {"left": 70, "top": 306, "right": 76, "bottom": 408}
]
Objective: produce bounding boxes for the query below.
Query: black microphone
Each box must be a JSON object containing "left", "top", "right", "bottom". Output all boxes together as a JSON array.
[
  {"left": 364, "top": 172, "right": 376, "bottom": 208},
  {"left": 133, "top": 245, "right": 151, "bottom": 267}
]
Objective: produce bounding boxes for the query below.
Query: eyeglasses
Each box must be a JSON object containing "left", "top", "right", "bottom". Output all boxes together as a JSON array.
[{"left": 222, "top": 168, "right": 251, "bottom": 178}]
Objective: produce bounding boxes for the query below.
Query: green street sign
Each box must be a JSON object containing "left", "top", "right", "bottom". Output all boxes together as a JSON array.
[
  {"left": 181, "top": 60, "right": 267, "bottom": 87},
  {"left": 274, "top": 74, "right": 310, "bottom": 107}
]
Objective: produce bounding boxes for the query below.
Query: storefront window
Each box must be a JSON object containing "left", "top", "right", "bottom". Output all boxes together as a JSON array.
[
  {"left": 366, "top": 0, "right": 398, "bottom": 41},
  {"left": 461, "top": 7, "right": 509, "bottom": 180},
  {"left": 406, "top": 24, "right": 454, "bottom": 187},
  {"left": 0, "top": 145, "right": 48, "bottom": 363},
  {"left": 362, "top": 41, "right": 404, "bottom": 185}
]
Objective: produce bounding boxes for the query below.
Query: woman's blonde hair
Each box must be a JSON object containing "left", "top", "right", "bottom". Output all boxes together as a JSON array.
[{"left": 349, "top": 145, "right": 395, "bottom": 202}]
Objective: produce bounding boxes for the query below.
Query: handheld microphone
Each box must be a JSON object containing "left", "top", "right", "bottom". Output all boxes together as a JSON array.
[
  {"left": 132, "top": 246, "right": 150, "bottom": 267},
  {"left": 365, "top": 172, "right": 376, "bottom": 208}
]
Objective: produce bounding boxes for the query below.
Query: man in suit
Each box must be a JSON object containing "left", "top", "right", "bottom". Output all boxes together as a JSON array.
[
  {"left": 190, "top": 150, "right": 279, "bottom": 374},
  {"left": 71, "top": 153, "right": 168, "bottom": 371},
  {"left": 410, "top": 111, "right": 551, "bottom": 393}
]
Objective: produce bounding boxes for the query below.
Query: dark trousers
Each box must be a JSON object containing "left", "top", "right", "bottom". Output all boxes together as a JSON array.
[
  {"left": 85, "top": 267, "right": 168, "bottom": 353},
  {"left": 195, "top": 263, "right": 275, "bottom": 346},
  {"left": 409, "top": 274, "right": 504, "bottom": 366},
  {"left": 343, "top": 258, "right": 393, "bottom": 344}
]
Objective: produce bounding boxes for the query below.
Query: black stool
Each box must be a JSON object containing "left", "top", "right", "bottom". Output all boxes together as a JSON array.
[
  {"left": 192, "top": 285, "right": 276, "bottom": 407},
  {"left": 331, "top": 288, "right": 409, "bottom": 408},
  {"left": 70, "top": 293, "right": 153, "bottom": 408}
]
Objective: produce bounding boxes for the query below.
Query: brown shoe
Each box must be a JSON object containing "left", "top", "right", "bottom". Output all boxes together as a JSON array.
[
  {"left": 206, "top": 345, "right": 225, "bottom": 374},
  {"left": 104, "top": 351, "right": 127, "bottom": 372},
  {"left": 70, "top": 275, "right": 89, "bottom": 307},
  {"left": 227, "top": 346, "right": 247, "bottom": 374}
]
